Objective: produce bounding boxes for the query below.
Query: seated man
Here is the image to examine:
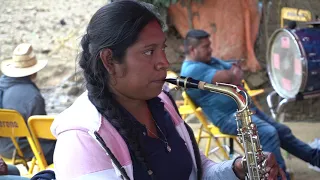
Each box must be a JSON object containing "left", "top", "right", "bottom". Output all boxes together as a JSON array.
[
  {"left": 0, "top": 44, "right": 56, "bottom": 165},
  {"left": 180, "top": 29, "right": 320, "bottom": 178}
]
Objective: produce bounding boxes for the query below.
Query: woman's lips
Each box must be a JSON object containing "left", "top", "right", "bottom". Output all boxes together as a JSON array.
[
  {"left": 152, "top": 80, "right": 165, "bottom": 83},
  {"left": 151, "top": 78, "right": 166, "bottom": 84}
]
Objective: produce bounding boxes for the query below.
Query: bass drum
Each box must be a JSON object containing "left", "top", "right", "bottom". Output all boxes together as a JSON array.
[{"left": 267, "top": 27, "right": 320, "bottom": 99}]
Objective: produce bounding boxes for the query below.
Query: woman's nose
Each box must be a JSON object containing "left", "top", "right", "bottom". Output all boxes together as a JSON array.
[{"left": 156, "top": 52, "right": 170, "bottom": 70}]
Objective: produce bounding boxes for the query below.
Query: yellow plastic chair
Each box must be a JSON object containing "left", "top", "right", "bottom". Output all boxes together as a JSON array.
[
  {"left": 179, "top": 92, "right": 244, "bottom": 159},
  {"left": 28, "top": 115, "right": 56, "bottom": 171},
  {"left": 0, "top": 151, "right": 29, "bottom": 170},
  {"left": 280, "top": 7, "right": 312, "bottom": 28},
  {"left": 0, "top": 109, "right": 41, "bottom": 175}
]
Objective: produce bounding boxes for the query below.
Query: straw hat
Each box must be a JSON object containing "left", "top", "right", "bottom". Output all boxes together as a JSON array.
[{"left": 1, "top": 43, "right": 47, "bottom": 77}]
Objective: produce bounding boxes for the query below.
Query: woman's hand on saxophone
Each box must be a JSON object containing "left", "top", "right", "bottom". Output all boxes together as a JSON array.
[
  {"left": 263, "top": 152, "right": 287, "bottom": 180},
  {"left": 233, "top": 152, "right": 287, "bottom": 180}
]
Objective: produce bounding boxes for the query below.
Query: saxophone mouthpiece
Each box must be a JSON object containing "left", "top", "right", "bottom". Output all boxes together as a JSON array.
[
  {"left": 164, "top": 78, "right": 177, "bottom": 85},
  {"left": 165, "top": 76, "right": 199, "bottom": 89},
  {"left": 164, "top": 78, "right": 181, "bottom": 90}
]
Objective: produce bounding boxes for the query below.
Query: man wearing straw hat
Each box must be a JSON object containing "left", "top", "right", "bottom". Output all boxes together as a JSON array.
[{"left": 0, "top": 43, "right": 55, "bottom": 165}]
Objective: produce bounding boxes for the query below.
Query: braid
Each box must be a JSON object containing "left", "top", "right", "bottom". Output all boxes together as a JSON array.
[{"left": 79, "top": 33, "right": 154, "bottom": 179}]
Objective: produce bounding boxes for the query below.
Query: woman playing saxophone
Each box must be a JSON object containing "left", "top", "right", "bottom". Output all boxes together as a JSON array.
[{"left": 50, "top": 1, "right": 285, "bottom": 179}]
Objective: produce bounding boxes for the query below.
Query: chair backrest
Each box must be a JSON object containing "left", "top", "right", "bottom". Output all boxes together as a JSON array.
[
  {"left": 28, "top": 116, "right": 55, "bottom": 140},
  {"left": 28, "top": 115, "right": 55, "bottom": 170},
  {"left": 0, "top": 109, "right": 30, "bottom": 137},
  {"left": 242, "top": 80, "right": 264, "bottom": 96},
  {"left": 0, "top": 109, "right": 38, "bottom": 164},
  {"left": 280, "top": 7, "right": 312, "bottom": 28}
]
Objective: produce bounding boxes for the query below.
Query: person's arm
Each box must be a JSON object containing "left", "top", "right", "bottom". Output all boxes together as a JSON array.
[
  {"left": 201, "top": 152, "right": 240, "bottom": 180},
  {"left": 201, "top": 152, "right": 286, "bottom": 180},
  {"left": 54, "top": 130, "right": 121, "bottom": 179},
  {"left": 211, "top": 69, "right": 233, "bottom": 84},
  {"left": 21, "top": 94, "right": 47, "bottom": 123},
  {"left": 206, "top": 58, "right": 243, "bottom": 85},
  {"left": 29, "top": 94, "right": 47, "bottom": 116},
  {"left": 211, "top": 65, "right": 243, "bottom": 85}
]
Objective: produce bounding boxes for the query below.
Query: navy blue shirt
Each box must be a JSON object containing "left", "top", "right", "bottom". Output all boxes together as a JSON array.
[{"left": 120, "top": 96, "right": 193, "bottom": 180}]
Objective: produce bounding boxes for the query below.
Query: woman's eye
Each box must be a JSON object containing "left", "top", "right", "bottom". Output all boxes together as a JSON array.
[{"left": 144, "top": 50, "right": 154, "bottom": 56}]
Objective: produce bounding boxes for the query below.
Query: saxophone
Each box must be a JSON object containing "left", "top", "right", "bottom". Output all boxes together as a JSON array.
[{"left": 165, "top": 76, "right": 266, "bottom": 180}]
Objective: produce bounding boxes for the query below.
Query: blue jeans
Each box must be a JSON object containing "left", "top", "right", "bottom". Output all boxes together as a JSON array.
[
  {"left": 215, "top": 108, "right": 320, "bottom": 178},
  {"left": 7, "top": 164, "right": 20, "bottom": 176},
  {"left": 0, "top": 176, "right": 29, "bottom": 180},
  {"left": 0, "top": 165, "right": 29, "bottom": 180}
]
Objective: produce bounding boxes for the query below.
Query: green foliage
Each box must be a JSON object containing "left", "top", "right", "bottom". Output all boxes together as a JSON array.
[
  {"left": 139, "top": 0, "right": 204, "bottom": 9},
  {"left": 139, "top": 0, "right": 179, "bottom": 8}
]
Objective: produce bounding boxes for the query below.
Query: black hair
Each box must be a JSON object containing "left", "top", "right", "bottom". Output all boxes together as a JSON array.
[
  {"left": 184, "top": 29, "right": 210, "bottom": 54},
  {"left": 78, "top": 0, "right": 163, "bottom": 178}
]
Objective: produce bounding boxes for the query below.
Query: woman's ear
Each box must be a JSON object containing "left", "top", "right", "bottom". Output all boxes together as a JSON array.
[{"left": 100, "top": 48, "right": 115, "bottom": 74}]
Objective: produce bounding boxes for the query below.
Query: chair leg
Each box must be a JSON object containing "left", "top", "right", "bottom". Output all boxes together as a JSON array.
[
  {"left": 28, "top": 157, "right": 37, "bottom": 174},
  {"left": 12, "top": 149, "right": 17, "bottom": 165},
  {"left": 205, "top": 136, "right": 212, "bottom": 157},
  {"left": 252, "top": 96, "right": 263, "bottom": 111},
  {"left": 12, "top": 149, "right": 29, "bottom": 170},
  {"left": 234, "top": 137, "right": 245, "bottom": 153},
  {"left": 213, "top": 137, "right": 230, "bottom": 160},
  {"left": 209, "top": 147, "right": 226, "bottom": 161},
  {"left": 196, "top": 124, "right": 203, "bottom": 144},
  {"left": 229, "top": 138, "right": 234, "bottom": 158}
]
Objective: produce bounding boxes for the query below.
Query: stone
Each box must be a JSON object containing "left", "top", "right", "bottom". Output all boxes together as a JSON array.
[
  {"left": 67, "top": 87, "right": 81, "bottom": 96},
  {"left": 62, "top": 83, "right": 69, "bottom": 89},
  {"left": 24, "top": 5, "right": 36, "bottom": 11},
  {"left": 6, "top": 8, "right": 12, "bottom": 13}
]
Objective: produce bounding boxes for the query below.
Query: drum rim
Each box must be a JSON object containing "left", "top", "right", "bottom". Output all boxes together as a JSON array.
[
  {"left": 266, "top": 28, "right": 308, "bottom": 99},
  {"left": 291, "top": 29, "right": 308, "bottom": 93}
]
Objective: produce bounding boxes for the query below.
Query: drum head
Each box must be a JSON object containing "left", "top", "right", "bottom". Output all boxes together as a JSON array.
[{"left": 267, "top": 29, "right": 306, "bottom": 99}]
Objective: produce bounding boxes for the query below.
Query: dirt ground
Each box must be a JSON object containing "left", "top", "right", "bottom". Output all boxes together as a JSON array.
[{"left": 0, "top": 0, "right": 108, "bottom": 89}]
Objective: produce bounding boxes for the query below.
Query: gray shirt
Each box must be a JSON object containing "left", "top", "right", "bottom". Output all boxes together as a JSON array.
[{"left": 0, "top": 75, "right": 54, "bottom": 160}]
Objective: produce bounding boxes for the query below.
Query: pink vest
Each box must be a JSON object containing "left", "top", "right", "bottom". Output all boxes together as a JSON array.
[{"left": 51, "top": 92, "right": 211, "bottom": 179}]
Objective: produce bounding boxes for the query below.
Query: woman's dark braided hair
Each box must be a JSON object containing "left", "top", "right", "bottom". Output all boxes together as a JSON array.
[{"left": 78, "top": 0, "right": 163, "bottom": 178}]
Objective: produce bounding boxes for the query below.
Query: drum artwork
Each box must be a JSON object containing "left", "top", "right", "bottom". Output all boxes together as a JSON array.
[{"left": 267, "top": 26, "right": 320, "bottom": 99}]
